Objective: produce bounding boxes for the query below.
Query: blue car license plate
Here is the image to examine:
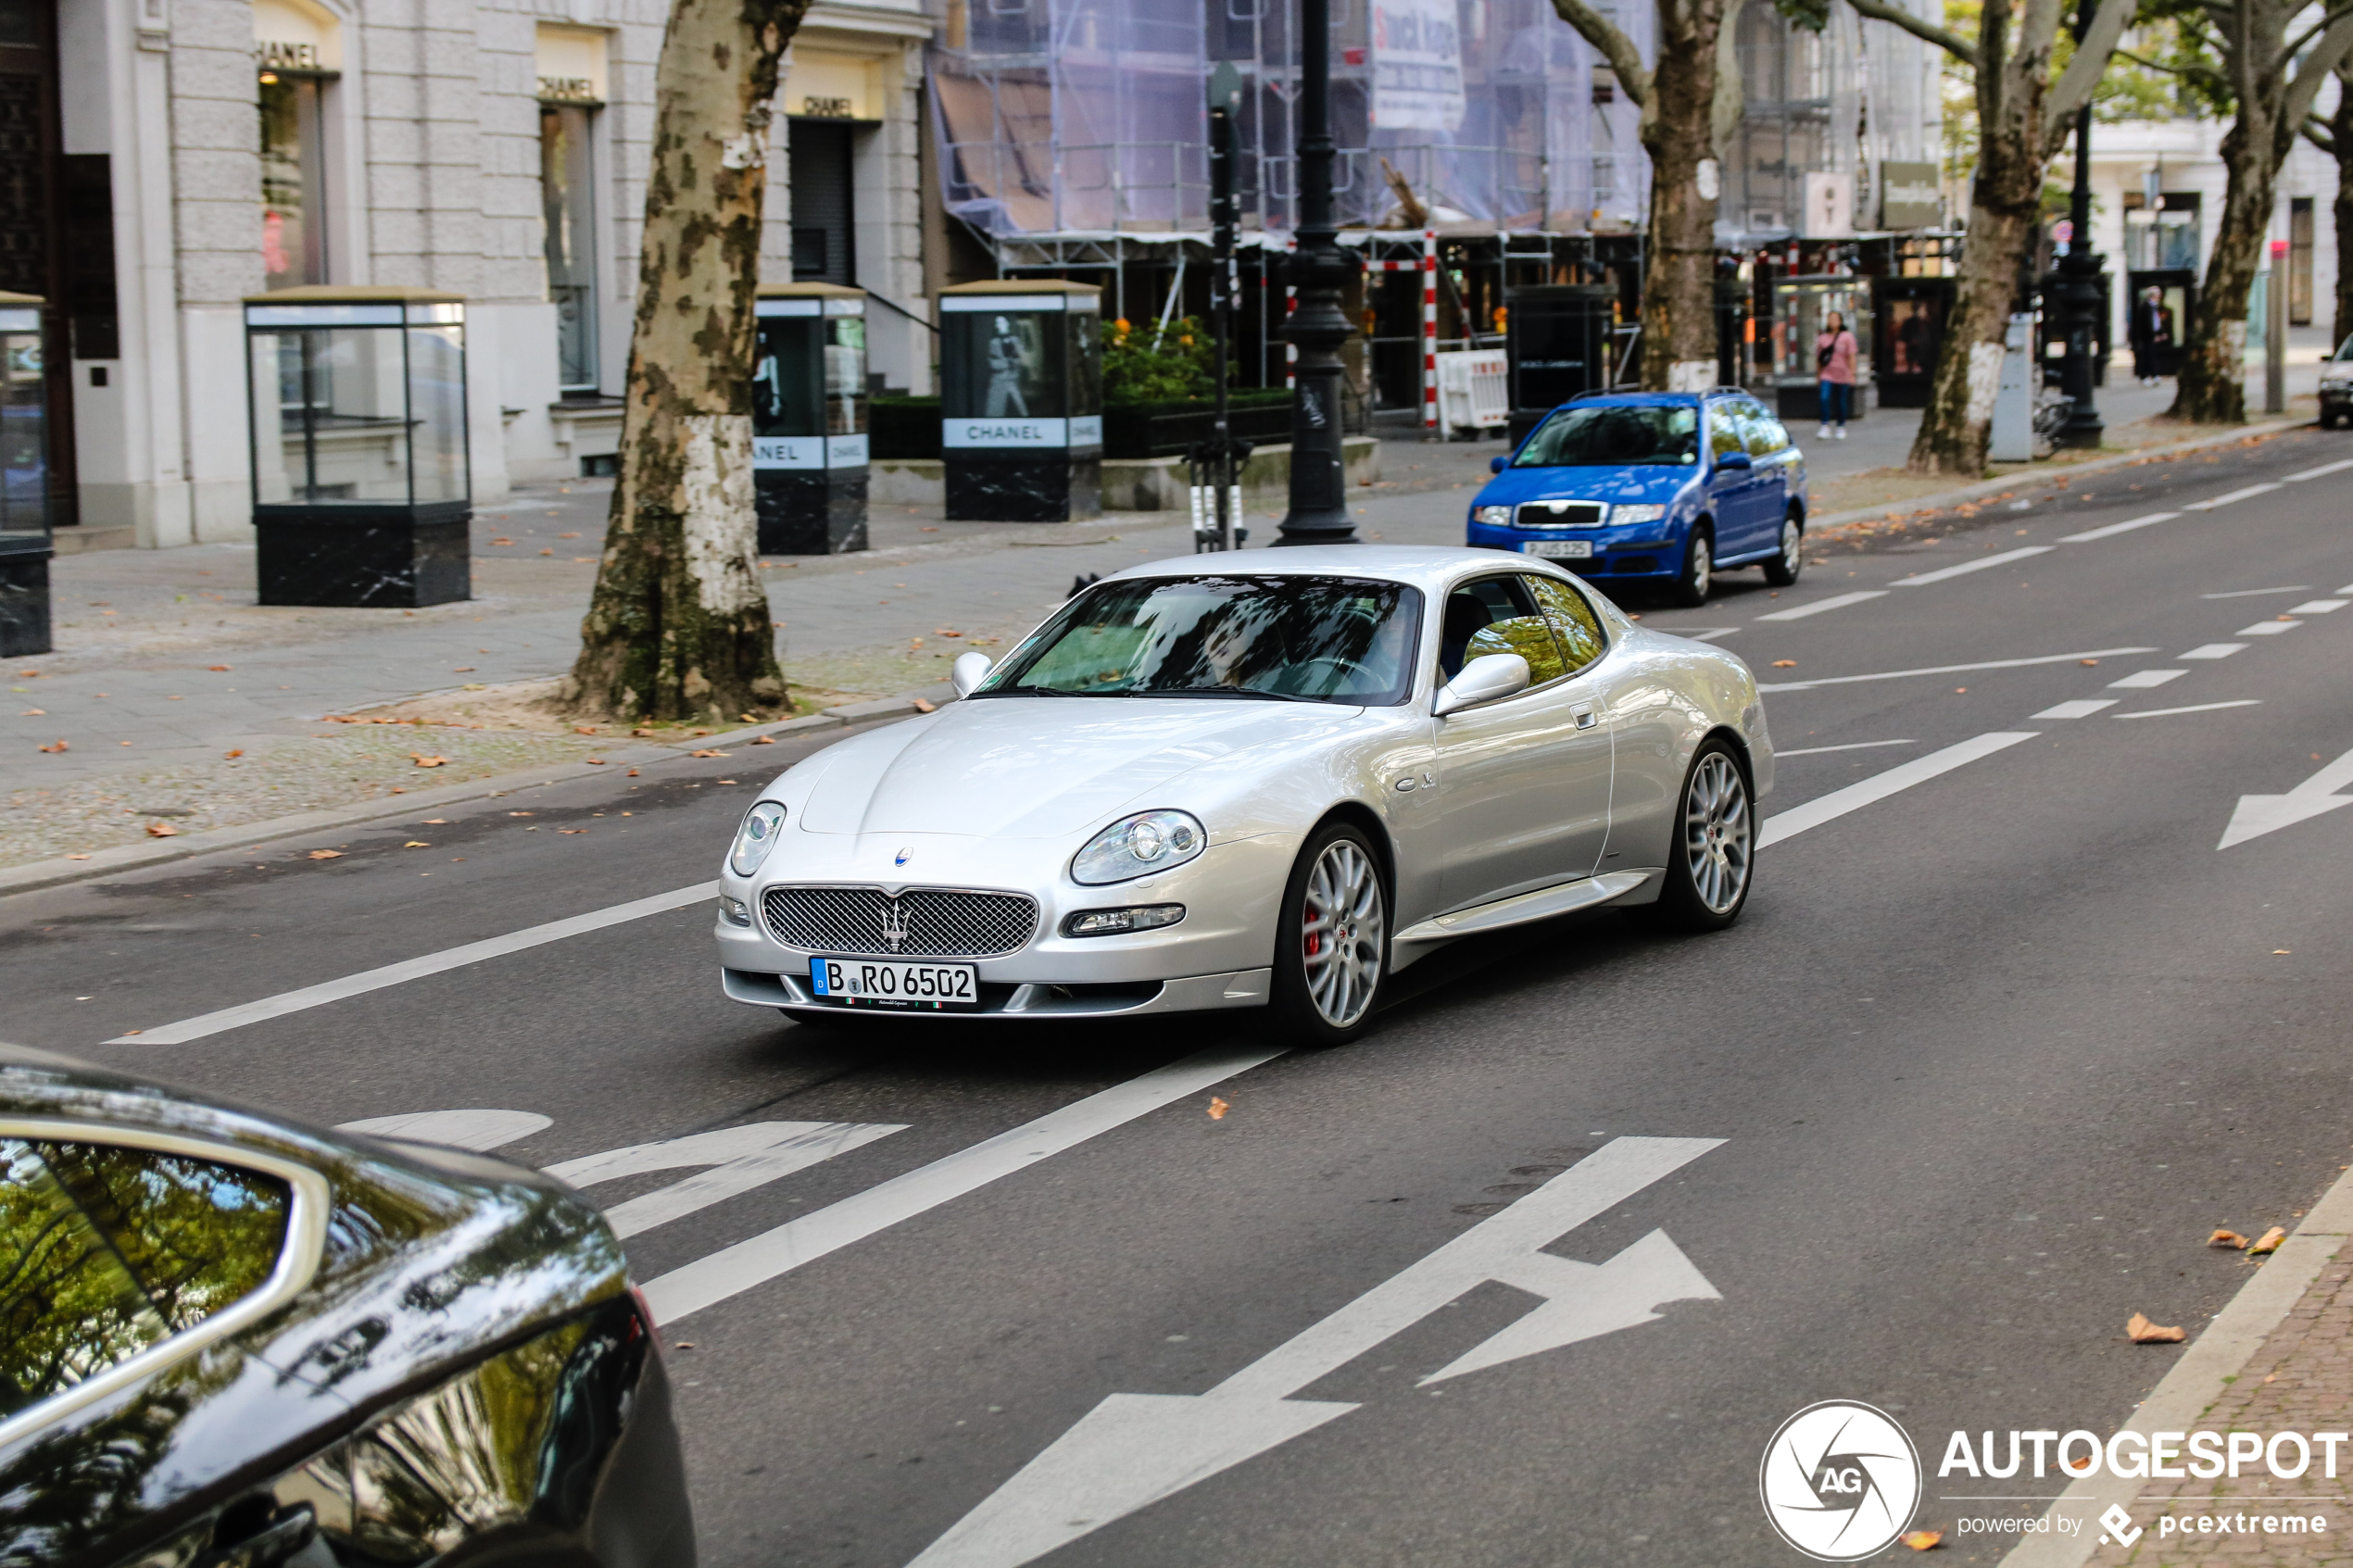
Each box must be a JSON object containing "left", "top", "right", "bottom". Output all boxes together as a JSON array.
[
  {"left": 1521, "top": 539, "right": 1593, "bottom": 558},
  {"left": 810, "top": 956, "right": 980, "bottom": 1010}
]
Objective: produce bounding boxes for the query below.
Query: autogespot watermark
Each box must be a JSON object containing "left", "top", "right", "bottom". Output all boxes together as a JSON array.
[
  {"left": 1759, "top": 1401, "right": 1924, "bottom": 1562},
  {"left": 1940, "top": 1428, "right": 2340, "bottom": 1548}
]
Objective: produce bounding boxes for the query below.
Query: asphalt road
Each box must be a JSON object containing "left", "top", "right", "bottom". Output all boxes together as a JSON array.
[{"left": 6, "top": 427, "right": 2353, "bottom": 1566}]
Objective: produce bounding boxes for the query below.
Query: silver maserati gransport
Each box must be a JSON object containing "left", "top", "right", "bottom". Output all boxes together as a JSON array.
[{"left": 714, "top": 546, "right": 1772, "bottom": 1044}]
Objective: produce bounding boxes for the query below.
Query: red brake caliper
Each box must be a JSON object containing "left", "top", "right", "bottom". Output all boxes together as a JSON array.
[{"left": 1302, "top": 900, "right": 1321, "bottom": 958}]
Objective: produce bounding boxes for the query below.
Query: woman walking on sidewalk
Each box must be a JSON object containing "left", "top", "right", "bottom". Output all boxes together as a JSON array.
[{"left": 1816, "top": 312, "right": 1858, "bottom": 440}]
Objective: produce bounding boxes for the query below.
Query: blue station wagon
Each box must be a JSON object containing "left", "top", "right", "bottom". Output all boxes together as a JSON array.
[{"left": 1466, "top": 390, "right": 1809, "bottom": 606}]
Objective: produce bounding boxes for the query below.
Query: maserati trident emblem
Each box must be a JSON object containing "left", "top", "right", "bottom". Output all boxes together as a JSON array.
[
  {"left": 894, "top": 847, "right": 912, "bottom": 866},
  {"left": 879, "top": 896, "right": 911, "bottom": 954}
]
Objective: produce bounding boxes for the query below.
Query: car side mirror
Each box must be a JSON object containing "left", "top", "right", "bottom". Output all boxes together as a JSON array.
[
  {"left": 1490, "top": 455, "right": 1507, "bottom": 473},
  {"left": 1433, "top": 653, "right": 1530, "bottom": 717},
  {"left": 1716, "top": 450, "right": 1752, "bottom": 470},
  {"left": 950, "top": 650, "right": 992, "bottom": 698}
]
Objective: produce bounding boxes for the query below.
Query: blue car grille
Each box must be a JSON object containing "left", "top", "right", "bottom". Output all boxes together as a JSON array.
[
  {"left": 763, "top": 885, "right": 1039, "bottom": 957},
  {"left": 1513, "top": 500, "right": 1606, "bottom": 528}
]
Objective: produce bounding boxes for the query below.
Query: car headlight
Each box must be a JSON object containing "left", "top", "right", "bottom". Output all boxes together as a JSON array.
[
  {"left": 1063, "top": 904, "right": 1186, "bottom": 936},
  {"left": 1072, "top": 809, "right": 1206, "bottom": 885},
  {"left": 720, "top": 895, "right": 752, "bottom": 926},
  {"left": 728, "top": 801, "right": 786, "bottom": 878},
  {"left": 1474, "top": 504, "right": 1514, "bottom": 526},
  {"left": 1612, "top": 503, "right": 1667, "bottom": 525}
]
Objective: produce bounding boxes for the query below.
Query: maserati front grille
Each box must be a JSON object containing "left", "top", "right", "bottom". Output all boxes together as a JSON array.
[{"left": 761, "top": 885, "right": 1040, "bottom": 958}]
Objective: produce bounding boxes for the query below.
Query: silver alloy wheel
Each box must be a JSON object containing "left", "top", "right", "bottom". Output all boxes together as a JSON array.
[
  {"left": 1680, "top": 750, "right": 1753, "bottom": 914},
  {"left": 1687, "top": 533, "right": 1712, "bottom": 596},
  {"left": 1780, "top": 519, "right": 1802, "bottom": 574},
  {"left": 1301, "top": 837, "right": 1385, "bottom": 1028}
]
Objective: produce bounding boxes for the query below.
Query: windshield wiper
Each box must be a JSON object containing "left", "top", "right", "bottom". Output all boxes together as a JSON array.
[
  {"left": 973, "top": 683, "right": 1094, "bottom": 698},
  {"left": 1142, "top": 686, "right": 1328, "bottom": 703}
]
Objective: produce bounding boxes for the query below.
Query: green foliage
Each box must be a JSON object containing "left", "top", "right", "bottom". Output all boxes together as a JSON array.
[
  {"left": 1101, "top": 316, "right": 1220, "bottom": 405},
  {"left": 1770, "top": 0, "right": 1831, "bottom": 32}
]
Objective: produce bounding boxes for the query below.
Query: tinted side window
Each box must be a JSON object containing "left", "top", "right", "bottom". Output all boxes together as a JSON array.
[
  {"left": 1707, "top": 404, "right": 1744, "bottom": 458},
  {"left": 1525, "top": 574, "right": 1608, "bottom": 673},
  {"left": 0, "top": 1139, "right": 289, "bottom": 1419},
  {"left": 1441, "top": 577, "right": 1567, "bottom": 684},
  {"left": 1738, "top": 403, "right": 1781, "bottom": 456}
]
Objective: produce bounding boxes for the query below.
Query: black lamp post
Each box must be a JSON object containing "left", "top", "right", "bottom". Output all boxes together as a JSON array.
[
  {"left": 1275, "top": 0, "right": 1357, "bottom": 544},
  {"left": 2054, "top": 0, "right": 2106, "bottom": 448}
]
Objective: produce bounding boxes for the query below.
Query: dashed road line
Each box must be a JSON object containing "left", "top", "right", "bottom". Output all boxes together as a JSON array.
[
  {"left": 1774, "top": 739, "right": 1919, "bottom": 758},
  {"left": 2181, "top": 644, "right": 2249, "bottom": 659},
  {"left": 2282, "top": 458, "right": 2353, "bottom": 482},
  {"left": 2032, "top": 699, "right": 2118, "bottom": 720},
  {"left": 1755, "top": 591, "right": 1888, "bottom": 622},
  {"left": 1757, "top": 647, "right": 2158, "bottom": 693},
  {"left": 2116, "top": 700, "right": 2264, "bottom": 720},
  {"left": 2183, "top": 483, "right": 2283, "bottom": 510},
  {"left": 1889, "top": 546, "right": 2056, "bottom": 587},
  {"left": 2107, "top": 670, "right": 2186, "bottom": 689},
  {"left": 2238, "top": 621, "right": 2303, "bottom": 636},
  {"left": 2059, "top": 512, "right": 2179, "bottom": 544},
  {"left": 2201, "top": 585, "right": 2309, "bottom": 599},
  {"left": 2287, "top": 599, "right": 2347, "bottom": 614}
]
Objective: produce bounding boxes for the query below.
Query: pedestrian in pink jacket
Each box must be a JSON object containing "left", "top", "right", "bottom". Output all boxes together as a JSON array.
[{"left": 1816, "top": 312, "right": 1858, "bottom": 440}]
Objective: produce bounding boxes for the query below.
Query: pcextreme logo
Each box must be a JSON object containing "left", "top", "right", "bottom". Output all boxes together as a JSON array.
[{"left": 1760, "top": 1401, "right": 1924, "bottom": 1562}]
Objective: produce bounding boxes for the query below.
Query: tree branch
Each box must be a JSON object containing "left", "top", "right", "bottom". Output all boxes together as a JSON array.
[
  {"left": 2283, "top": 5, "right": 2353, "bottom": 129},
  {"left": 1843, "top": 0, "right": 1980, "bottom": 67},
  {"left": 2045, "top": 0, "right": 2134, "bottom": 135},
  {"left": 1713, "top": 0, "right": 1749, "bottom": 151},
  {"left": 1549, "top": 0, "right": 1653, "bottom": 105},
  {"left": 2114, "top": 44, "right": 2231, "bottom": 89},
  {"left": 2304, "top": 113, "right": 2338, "bottom": 154}
]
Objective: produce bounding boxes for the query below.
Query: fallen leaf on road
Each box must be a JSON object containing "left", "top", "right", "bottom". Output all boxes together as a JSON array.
[
  {"left": 223, "top": 748, "right": 242, "bottom": 759},
  {"left": 1770, "top": 659, "right": 1796, "bottom": 668},
  {"left": 422, "top": 819, "right": 447, "bottom": 824},
  {"left": 410, "top": 754, "right": 449, "bottom": 768},
  {"left": 692, "top": 728, "right": 711, "bottom": 737},
  {"left": 1900, "top": 1531, "right": 1944, "bottom": 1550},
  {"left": 560, "top": 532, "right": 580, "bottom": 539},
  {"left": 539, "top": 547, "right": 554, "bottom": 556},
  {"left": 716, "top": 778, "right": 737, "bottom": 784},
  {"left": 37, "top": 739, "right": 67, "bottom": 752},
  {"left": 2080, "top": 659, "right": 2099, "bottom": 666},
  {"left": 558, "top": 828, "right": 587, "bottom": 834},
  {"left": 939, "top": 629, "right": 963, "bottom": 637},
  {"left": 751, "top": 734, "right": 776, "bottom": 745},
  {"left": 307, "top": 850, "right": 343, "bottom": 860},
  {"left": 1207, "top": 1097, "right": 1229, "bottom": 1121},
  {"left": 145, "top": 822, "right": 180, "bottom": 838},
  {"left": 404, "top": 841, "right": 433, "bottom": 849},
  {"left": 626, "top": 768, "right": 639, "bottom": 777},
  {"left": 2127, "top": 1312, "right": 2186, "bottom": 1344},
  {"left": 738, "top": 713, "right": 757, "bottom": 722},
  {"left": 2249, "top": 1227, "right": 2286, "bottom": 1255},
  {"left": 690, "top": 748, "right": 727, "bottom": 759},
  {"left": 632, "top": 727, "right": 656, "bottom": 737},
  {"left": 2274, "top": 949, "right": 2292, "bottom": 955},
  {"left": 573, "top": 724, "right": 600, "bottom": 734},
  {"left": 452, "top": 667, "right": 475, "bottom": 672},
  {"left": 491, "top": 537, "right": 513, "bottom": 546},
  {"left": 912, "top": 698, "right": 937, "bottom": 713},
  {"left": 508, "top": 811, "right": 535, "bottom": 817},
  {"left": 65, "top": 854, "right": 89, "bottom": 860},
  {"left": 585, "top": 757, "right": 606, "bottom": 765},
  {"left": 19, "top": 708, "right": 42, "bottom": 715},
  {"left": 673, "top": 1342, "right": 695, "bottom": 1350},
  {"left": 2209, "top": 1229, "right": 2250, "bottom": 1249},
  {"left": 208, "top": 665, "right": 231, "bottom": 671}
]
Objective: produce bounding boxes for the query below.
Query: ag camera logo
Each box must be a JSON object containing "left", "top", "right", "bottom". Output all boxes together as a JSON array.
[{"left": 1760, "top": 1400, "right": 1924, "bottom": 1561}]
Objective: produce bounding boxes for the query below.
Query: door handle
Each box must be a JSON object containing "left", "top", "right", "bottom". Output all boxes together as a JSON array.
[{"left": 1570, "top": 702, "right": 1600, "bottom": 730}]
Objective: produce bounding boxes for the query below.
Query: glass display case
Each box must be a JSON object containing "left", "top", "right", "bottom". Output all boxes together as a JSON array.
[
  {"left": 939, "top": 280, "right": 1102, "bottom": 522},
  {"left": 752, "top": 282, "right": 869, "bottom": 554},
  {"left": 1870, "top": 276, "right": 1955, "bottom": 408},
  {"left": 0, "top": 293, "right": 51, "bottom": 658},
  {"left": 1764, "top": 275, "right": 1874, "bottom": 423},
  {"left": 244, "top": 286, "right": 471, "bottom": 607}
]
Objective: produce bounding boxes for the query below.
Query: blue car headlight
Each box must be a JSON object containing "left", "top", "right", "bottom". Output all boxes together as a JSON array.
[
  {"left": 1612, "top": 503, "right": 1667, "bottom": 526},
  {"left": 1473, "top": 504, "right": 1513, "bottom": 526},
  {"left": 728, "top": 801, "right": 786, "bottom": 878},
  {"left": 1073, "top": 809, "right": 1206, "bottom": 885}
]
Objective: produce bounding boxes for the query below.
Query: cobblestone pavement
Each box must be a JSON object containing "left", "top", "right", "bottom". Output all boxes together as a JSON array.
[{"left": 2100, "top": 1247, "right": 2353, "bottom": 1567}]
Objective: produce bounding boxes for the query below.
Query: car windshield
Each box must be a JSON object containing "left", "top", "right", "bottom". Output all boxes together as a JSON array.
[
  {"left": 2336, "top": 334, "right": 2353, "bottom": 361},
  {"left": 977, "top": 574, "right": 1422, "bottom": 705},
  {"left": 1514, "top": 404, "right": 1700, "bottom": 467}
]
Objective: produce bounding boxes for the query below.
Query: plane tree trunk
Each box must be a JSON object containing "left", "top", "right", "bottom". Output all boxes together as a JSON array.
[{"left": 564, "top": 0, "right": 805, "bottom": 724}]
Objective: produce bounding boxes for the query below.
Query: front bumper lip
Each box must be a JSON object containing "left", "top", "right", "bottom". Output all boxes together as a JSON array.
[{"left": 721, "top": 965, "right": 1274, "bottom": 1017}]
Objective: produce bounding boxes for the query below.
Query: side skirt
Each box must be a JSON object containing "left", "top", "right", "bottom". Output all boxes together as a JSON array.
[{"left": 1390, "top": 869, "right": 1661, "bottom": 966}]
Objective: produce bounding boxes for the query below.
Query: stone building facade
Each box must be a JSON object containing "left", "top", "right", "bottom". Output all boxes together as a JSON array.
[{"left": 16, "top": 0, "right": 931, "bottom": 550}]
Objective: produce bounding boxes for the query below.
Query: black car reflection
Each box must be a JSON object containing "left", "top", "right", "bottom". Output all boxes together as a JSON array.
[{"left": 0, "top": 1043, "right": 694, "bottom": 1567}]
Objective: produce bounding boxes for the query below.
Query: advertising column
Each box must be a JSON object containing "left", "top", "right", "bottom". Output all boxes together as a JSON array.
[
  {"left": 753, "top": 282, "right": 870, "bottom": 554},
  {"left": 938, "top": 281, "right": 1102, "bottom": 523},
  {"left": 0, "top": 294, "right": 52, "bottom": 657}
]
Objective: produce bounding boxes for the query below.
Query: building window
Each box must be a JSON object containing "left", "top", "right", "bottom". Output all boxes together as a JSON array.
[
  {"left": 789, "top": 119, "right": 856, "bottom": 285},
  {"left": 258, "top": 75, "right": 328, "bottom": 286},
  {"left": 540, "top": 104, "right": 598, "bottom": 393}
]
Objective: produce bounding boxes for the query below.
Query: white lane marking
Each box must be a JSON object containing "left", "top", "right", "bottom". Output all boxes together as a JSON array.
[
  {"left": 2282, "top": 458, "right": 2353, "bottom": 482},
  {"left": 1757, "top": 646, "right": 2158, "bottom": 693},
  {"left": 2218, "top": 745, "right": 2353, "bottom": 848},
  {"left": 1683, "top": 628, "right": 1742, "bottom": 643},
  {"left": 2183, "top": 483, "right": 2283, "bottom": 510},
  {"left": 1888, "top": 546, "right": 2056, "bottom": 586},
  {"left": 1773, "top": 739, "right": 1918, "bottom": 758},
  {"left": 2059, "top": 511, "right": 2178, "bottom": 543},
  {"left": 1759, "top": 733, "right": 2040, "bottom": 848},
  {"left": 2201, "top": 584, "right": 2309, "bottom": 598},
  {"left": 2116, "top": 699, "right": 2264, "bottom": 720},
  {"left": 108, "top": 882, "right": 718, "bottom": 1046},
  {"left": 1755, "top": 590, "right": 1888, "bottom": 621},
  {"left": 906, "top": 1137, "right": 1723, "bottom": 1568},
  {"left": 2181, "top": 643, "right": 2249, "bottom": 659},
  {"left": 2032, "top": 699, "right": 2118, "bottom": 720},
  {"left": 2106, "top": 669, "right": 2186, "bottom": 689},
  {"left": 2238, "top": 620, "right": 2303, "bottom": 636},
  {"left": 339, "top": 1110, "right": 551, "bottom": 1151},
  {"left": 2340, "top": 583, "right": 2353, "bottom": 595},
  {"left": 548, "top": 1122, "right": 906, "bottom": 1239},
  {"left": 639, "top": 1047, "right": 1284, "bottom": 1324},
  {"left": 2288, "top": 598, "right": 2347, "bottom": 614}
]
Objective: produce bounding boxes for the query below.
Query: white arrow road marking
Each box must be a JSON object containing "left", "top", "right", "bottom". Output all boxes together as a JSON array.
[
  {"left": 2219, "top": 745, "right": 2353, "bottom": 849},
  {"left": 338, "top": 1110, "right": 552, "bottom": 1151},
  {"left": 906, "top": 1136, "right": 1723, "bottom": 1568},
  {"left": 1888, "top": 546, "right": 2054, "bottom": 586},
  {"left": 546, "top": 1121, "right": 905, "bottom": 1238},
  {"left": 1760, "top": 734, "right": 2040, "bottom": 847},
  {"left": 640, "top": 1047, "right": 1284, "bottom": 1324},
  {"left": 112, "top": 881, "right": 718, "bottom": 1045}
]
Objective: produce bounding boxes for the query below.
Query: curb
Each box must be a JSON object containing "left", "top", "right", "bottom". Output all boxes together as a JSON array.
[
  {"left": 0, "top": 695, "right": 943, "bottom": 901},
  {"left": 1811, "top": 413, "right": 2316, "bottom": 533},
  {"left": 2001, "top": 1163, "right": 2353, "bottom": 1566}
]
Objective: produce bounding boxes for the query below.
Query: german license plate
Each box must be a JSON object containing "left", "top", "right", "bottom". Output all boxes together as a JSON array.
[
  {"left": 1522, "top": 539, "right": 1594, "bottom": 558},
  {"left": 810, "top": 956, "right": 980, "bottom": 1010}
]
